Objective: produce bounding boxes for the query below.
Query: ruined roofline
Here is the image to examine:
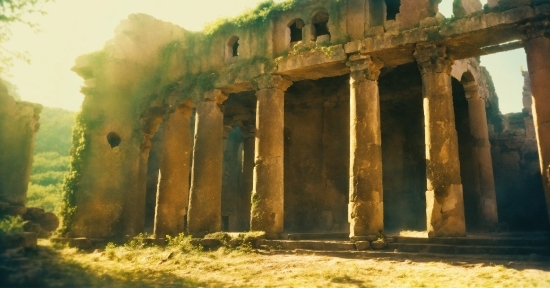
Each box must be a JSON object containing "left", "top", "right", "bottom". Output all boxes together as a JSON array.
[{"left": 69, "top": 1, "right": 548, "bottom": 110}]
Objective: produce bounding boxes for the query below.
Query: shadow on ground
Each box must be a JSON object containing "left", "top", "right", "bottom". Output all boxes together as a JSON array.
[{"left": 4, "top": 244, "right": 215, "bottom": 287}]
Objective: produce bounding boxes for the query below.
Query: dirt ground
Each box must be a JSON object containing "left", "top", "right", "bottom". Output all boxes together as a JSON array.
[{"left": 18, "top": 240, "right": 550, "bottom": 287}]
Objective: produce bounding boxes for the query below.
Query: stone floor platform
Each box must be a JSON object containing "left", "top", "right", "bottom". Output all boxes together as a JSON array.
[{"left": 258, "top": 231, "right": 550, "bottom": 259}]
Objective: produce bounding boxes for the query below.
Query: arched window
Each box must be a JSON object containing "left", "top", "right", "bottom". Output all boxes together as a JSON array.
[
  {"left": 312, "top": 12, "right": 330, "bottom": 41},
  {"left": 288, "top": 19, "right": 305, "bottom": 43},
  {"left": 226, "top": 36, "right": 239, "bottom": 59}
]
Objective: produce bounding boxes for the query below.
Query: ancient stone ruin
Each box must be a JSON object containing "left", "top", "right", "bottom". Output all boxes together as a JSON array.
[
  {"left": 0, "top": 80, "right": 62, "bottom": 228},
  {"left": 57, "top": 0, "right": 549, "bottom": 245}
]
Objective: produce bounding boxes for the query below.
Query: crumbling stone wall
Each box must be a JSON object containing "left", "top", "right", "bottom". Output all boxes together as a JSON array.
[
  {"left": 284, "top": 75, "right": 350, "bottom": 232},
  {"left": 490, "top": 71, "right": 549, "bottom": 230},
  {"left": 0, "top": 80, "right": 41, "bottom": 212},
  {"left": 379, "top": 63, "right": 427, "bottom": 232}
]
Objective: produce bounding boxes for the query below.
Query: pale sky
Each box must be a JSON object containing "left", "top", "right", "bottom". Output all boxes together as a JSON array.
[{"left": 4, "top": 0, "right": 526, "bottom": 113}]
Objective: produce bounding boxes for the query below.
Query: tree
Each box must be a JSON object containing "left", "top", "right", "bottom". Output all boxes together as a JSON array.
[{"left": 0, "top": 0, "right": 52, "bottom": 74}]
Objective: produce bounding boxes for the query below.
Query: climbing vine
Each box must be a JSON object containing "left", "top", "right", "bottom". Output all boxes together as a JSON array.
[{"left": 58, "top": 112, "right": 91, "bottom": 234}]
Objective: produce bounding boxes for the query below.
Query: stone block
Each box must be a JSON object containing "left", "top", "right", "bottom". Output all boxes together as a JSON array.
[
  {"left": 365, "top": 26, "right": 384, "bottom": 37},
  {"left": 229, "top": 238, "right": 243, "bottom": 247},
  {"left": 70, "top": 238, "right": 92, "bottom": 249},
  {"left": 6, "top": 206, "right": 26, "bottom": 216},
  {"left": 420, "top": 17, "right": 438, "bottom": 28},
  {"left": 316, "top": 35, "right": 330, "bottom": 44},
  {"left": 355, "top": 241, "right": 371, "bottom": 250},
  {"left": 20, "top": 232, "right": 37, "bottom": 249},
  {"left": 200, "top": 238, "right": 221, "bottom": 249},
  {"left": 40, "top": 212, "right": 59, "bottom": 231},
  {"left": 351, "top": 235, "right": 378, "bottom": 242},
  {"left": 371, "top": 239, "right": 387, "bottom": 250},
  {"left": 0, "top": 232, "right": 37, "bottom": 251}
]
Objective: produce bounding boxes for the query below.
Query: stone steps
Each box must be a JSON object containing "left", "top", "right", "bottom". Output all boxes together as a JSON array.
[
  {"left": 259, "top": 239, "right": 355, "bottom": 251},
  {"left": 282, "top": 232, "right": 349, "bottom": 240},
  {"left": 265, "top": 249, "right": 550, "bottom": 263},
  {"left": 257, "top": 232, "right": 550, "bottom": 258},
  {"left": 394, "top": 236, "right": 549, "bottom": 247},
  {"left": 388, "top": 243, "right": 549, "bottom": 256}
]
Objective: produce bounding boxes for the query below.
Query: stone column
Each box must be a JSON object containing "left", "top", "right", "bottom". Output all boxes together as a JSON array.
[
  {"left": 347, "top": 55, "right": 384, "bottom": 239},
  {"left": 250, "top": 75, "right": 292, "bottom": 238},
  {"left": 414, "top": 44, "right": 466, "bottom": 237},
  {"left": 153, "top": 104, "right": 193, "bottom": 238},
  {"left": 464, "top": 82, "right": 498, "bottom": 228},
  {"left": 242, "top": 125, "right": 255, "bottom": 231},
  {"left": 523, "top": 22, "right": 550, "bottom": 224},
  {"left": 187, "top": 90, "right": 227, "bottom": 236},
  {"left": 0, "top": 86, "right": 41, "bottom": 210}
]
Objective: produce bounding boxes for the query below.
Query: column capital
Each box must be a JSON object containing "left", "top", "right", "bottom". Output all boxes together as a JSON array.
[
  {"left": 174, "top": 102, "right": 194, "bottom": 117},
  {"left": 346, "top": 54, "right": 384, "bottom": 80},
  {"left": 463, "top": 82, "right": 483, "bottom": 100},
  {"left": 204, "top": 89, "right": 228, "bottom": 104},
  {"left": 241, "top": 124, "right": 256, "bottom": 138},
  {"left": 253, "top": 74, "right": 293, "bottom": 91},
  {"left": 519, "top": 20, "right": 550, "bottom": 41},
  {"left": 414, "top": 44, "right": 453, "bottom": 75}
]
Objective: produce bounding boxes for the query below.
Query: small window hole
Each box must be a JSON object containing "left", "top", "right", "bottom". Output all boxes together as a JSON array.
[
  {"left": 385, "top": 0, "right": 400, "bottom": 21},
  {"left": 312, "top": 12, "right": 330, "bottom": 41},
  {"left": 232, "top": 40, "right": 239, "bottom": 57},
  {"left": 289, "top": 19, "right": 304, "bottom": 43},
  {"left": 226, "top": 36, "right": 240, "bottom": 59},
  {"left": 107, "top": 132, "right": 121, "bottom": 148}
]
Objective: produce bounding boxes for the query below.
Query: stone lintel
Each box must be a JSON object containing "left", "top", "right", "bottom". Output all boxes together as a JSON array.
[
  {"left": 253, "top": 74, "right": 292, "bottom": 91},
  {"left": 346, "top": 55, "right": 384, "bottom": 79},
  {"left": 520, "top": 20, "right": 550, "bottom": 41},
  {"left": 204, "top": 89, "right": 228, "bottom": 104}
]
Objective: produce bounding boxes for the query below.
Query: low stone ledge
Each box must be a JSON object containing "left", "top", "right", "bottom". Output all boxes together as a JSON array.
[
  {"left": 350, "top": 235, "right": 378, "bottom": 242},
  {"left": 50, "top": 237, "right": 107, "bottom": 250},
  {"left": 371, "top": 239, "right": 388, "bottom": 250},
  {"left": 0, "top": 232, "right": 37, "bottom": 251},
  {"left": 355, "top": 241, "right": 371, "bottom": 250}
]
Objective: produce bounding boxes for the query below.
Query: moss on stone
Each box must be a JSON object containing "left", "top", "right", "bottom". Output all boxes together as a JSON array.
[
  {"left": 204, "top": 0, "right": 302, "bottom": 36},
  {"left": 58, "top": 112, "right": 92, "bottom": 235}
]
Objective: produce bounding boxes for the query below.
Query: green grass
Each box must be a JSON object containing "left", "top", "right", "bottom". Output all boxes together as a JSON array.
[
  {"left": 0, "top": 215, "right": 25, "bottom": 233},
  {"left": 14, "top": 238, "right": 550, "bottom": 287}
]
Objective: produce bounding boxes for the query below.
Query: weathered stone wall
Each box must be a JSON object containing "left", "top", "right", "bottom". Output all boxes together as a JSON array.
[
  {"left": 144, "top": 126, "right": 163, "bottom": 232},
  {"left": 284, "top": 75, "right": 349, "bottom": 232},
  {"left": 0, "top": 81, "right": 41, "bottom": 210},
  {"left": 379, "top": 63, "right": 427, "bottom": 232},
  {"left": 66, "top": 15, "right": 188, "bottom": 239},
  {"left": 490, "top": 71, "right": 549, "bottom": 231},
  {"left": 221, "top": 126, "right": 245, "bottom": 231}
]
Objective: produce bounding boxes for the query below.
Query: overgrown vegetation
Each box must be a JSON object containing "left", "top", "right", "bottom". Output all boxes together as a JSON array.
[
  {"left": 59, "top": 112, "right": 89, "bottom": 234},
  {"left": 0, "top": 215, "right": 25, "bottom": 233},
  {"left": 22, "top": 239, "right": 550, "bottom": 287},
  {"left": 204, "top": 0, "right": 303, "bottom": 36},
  {"left": 26, "top": 107, "right": 74, "bottom": 214}
]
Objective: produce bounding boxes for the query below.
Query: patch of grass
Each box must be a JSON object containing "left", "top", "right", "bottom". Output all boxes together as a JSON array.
[
  {"left": 0, "top": 215, "right": 25, "bottom": 233},
  {"left": 23, "top": 239, "right": 550, "bottom": 287}
]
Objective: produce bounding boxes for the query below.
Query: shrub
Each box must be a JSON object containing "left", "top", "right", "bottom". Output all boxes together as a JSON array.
[
  {"left": 0, "top": 216, "right": 25, "bottom": 234},
  {"left": 166, "top": 233, "right": 201, "bottom": 253}
]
